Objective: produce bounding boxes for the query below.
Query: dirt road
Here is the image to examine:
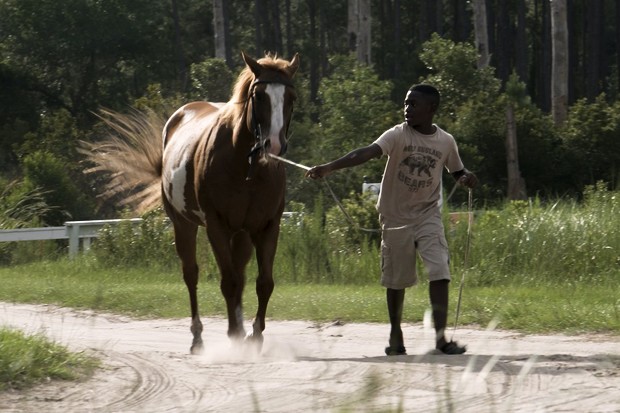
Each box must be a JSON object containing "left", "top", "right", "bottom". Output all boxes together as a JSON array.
[{"left": 1, "top": 302, "right": 619, "bottom": 412}]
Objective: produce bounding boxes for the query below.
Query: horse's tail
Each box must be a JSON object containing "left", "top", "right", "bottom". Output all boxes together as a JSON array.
[{"left": 81, "top": 108, "right": 165, "bottom": 213}]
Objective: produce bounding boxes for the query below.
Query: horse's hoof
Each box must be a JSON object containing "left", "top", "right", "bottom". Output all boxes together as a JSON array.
[
  {"left": 244, "top": 333, "right": 264, "bottom": 353},
  {"left": 190, "top": 341, "right": 204, "bottom": 355}
]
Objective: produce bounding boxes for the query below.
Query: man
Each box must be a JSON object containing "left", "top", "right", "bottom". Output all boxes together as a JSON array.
[{"left": 306, "top": 84, "right": 477, "bottom": 355}]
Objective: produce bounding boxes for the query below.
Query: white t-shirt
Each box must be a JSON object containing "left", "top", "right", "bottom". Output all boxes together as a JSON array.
[{"left": 373, "top": 122, "right": 464, "bottom": 223}]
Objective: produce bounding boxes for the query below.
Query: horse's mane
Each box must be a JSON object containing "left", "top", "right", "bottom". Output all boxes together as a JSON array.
[{"left": 219, "top": 54, "right": 293, "bottom": 125}]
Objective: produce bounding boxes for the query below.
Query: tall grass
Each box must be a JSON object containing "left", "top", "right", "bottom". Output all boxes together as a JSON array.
[
  {"left": 2, "top": 182, "right": 618, "bottom": 289},
  {"left": 0, "top": 327, "right": 98, "bottom": 390},
  {"left": 452, "top": 182, "right": 619, "bottom": 286}
]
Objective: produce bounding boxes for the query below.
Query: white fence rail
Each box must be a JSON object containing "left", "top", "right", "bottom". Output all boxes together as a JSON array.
[
  {"left": 0, "top": 218, "right": 143, "bottom": 258},
  {"left": 0, "top": 214, "right": 298, "bottom": 258}
]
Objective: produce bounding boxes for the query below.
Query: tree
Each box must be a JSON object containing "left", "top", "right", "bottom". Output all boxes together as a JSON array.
[
  {"left": 493, "top": 0, "right": 514, "bottom": 84},
  {"left": 551, "top": 0, "right": 569, "bottom": 125},
  {"left": 419, "top": 34, "right": 500, "bottom": 123},
  {"left": 213, "top": 0, "right": 232, "bottom": 66},
  {"left": 472, "top": 0, "right": 490, "bottom": 69},
  {"left": 171, "top": 0, "right": 188, "bottom": 91},
  {"left": 584, "top": 0, "right": 604, "bottom": 101},
  {"left": 515, "top": 0, "right": 528, "bottom": 83},
  {"left": 505, "top": 74, "right": 527, "bottom": 200},
  {"left": 22, "top": 151, "right": 94, "bottom": 225},
  {"left": 189, "top": 59, "right": 234, "bottom": 102},
  {"left": 314, "top": 55, "right": 399, "bottom": 199},
  {"left": 347, "top": 0, "right": 371, "bottom": 64}
]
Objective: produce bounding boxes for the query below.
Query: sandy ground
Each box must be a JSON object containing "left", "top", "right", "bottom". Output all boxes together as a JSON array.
[{"left": 1, "top": 302, "right": 619, "bottom": 412}]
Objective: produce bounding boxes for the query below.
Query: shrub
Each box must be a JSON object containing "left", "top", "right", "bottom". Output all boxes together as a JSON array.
[{"left": 92, "top": 208, "right": 177, "bottom": 269}]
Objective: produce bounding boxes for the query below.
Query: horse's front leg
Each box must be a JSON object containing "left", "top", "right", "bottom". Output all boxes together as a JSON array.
[
  {"left": 248, "top": 221, "right": 279, "bottom": 348},
  {"left": 208, "top": 226, "right": 252, "bottom": 342}
]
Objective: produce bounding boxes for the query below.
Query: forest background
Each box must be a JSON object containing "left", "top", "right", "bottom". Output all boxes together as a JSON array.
[{"left": 1, "top": 0, "right": 619, "bottom": 230}]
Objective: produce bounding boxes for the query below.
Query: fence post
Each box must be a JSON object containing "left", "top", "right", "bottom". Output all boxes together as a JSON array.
[{"left": 66, "top": 223, "right": 80, "bottom": 258}]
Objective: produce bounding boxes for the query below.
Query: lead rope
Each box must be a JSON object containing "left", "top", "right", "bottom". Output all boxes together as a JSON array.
[
  {"left": 452, "top": 187, "right": 473, "bottom": 340},
  {"left": 268, "top": 153, "right": 464, "bottom": 233}
]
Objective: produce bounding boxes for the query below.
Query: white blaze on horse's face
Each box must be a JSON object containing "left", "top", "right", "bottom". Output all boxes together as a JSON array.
[{"left": 265, "top": 83, "right": 286, "bottom": 155}]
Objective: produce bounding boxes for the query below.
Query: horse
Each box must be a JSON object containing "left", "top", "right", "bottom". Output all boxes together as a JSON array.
[{"left": 84, "top": 52, "right": 300, "bottom": 354}]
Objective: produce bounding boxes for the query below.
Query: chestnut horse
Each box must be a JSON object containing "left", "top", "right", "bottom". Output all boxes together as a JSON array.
[{"left": 86, "top": 52, "right": 299, "bottom": 354}]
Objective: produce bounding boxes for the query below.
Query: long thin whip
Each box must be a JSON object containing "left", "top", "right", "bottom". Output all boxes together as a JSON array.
[{"left": 452, "top": 187, "right": 473, "bottom": 340}]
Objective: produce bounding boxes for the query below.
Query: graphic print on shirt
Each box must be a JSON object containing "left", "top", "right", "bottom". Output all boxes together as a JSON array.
[{"left": 398, "top": 145, "right": 442, "bottom": 192}]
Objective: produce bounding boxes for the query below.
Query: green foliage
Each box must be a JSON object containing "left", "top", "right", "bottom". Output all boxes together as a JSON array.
[
  {"left": 190, "top": 58, "right": 235, "bottom": 101},
  {"left": 0, "top": 0, "right": 173, "bottom": 114},
  {"left": 17, "top": 109, "right": 80, "bottom": 162},
  {"left": 310, "top": 54, "right": 399, "bottom": 202},
  {"left": 0, "top": 327, "right": 98, "bottom": 391},
  {"left": 325, "top": 191, "right": 380, "bottom": 250},
  {"left": 419, "top": 34, "right": 501, "bottom": 122},
  {"left": 278, "top": 199, "right": 332, "bottom": 283},
  {"left": 21, "top": 151, "right": 93, "bottom": 225},
  {"left": 0, "top": 179, "right": 52, "bottom": 229},
  {"left": 0, "top": 178, "right": 59, "bottom": 264},
  {"left": 92, "top": 208, "right": 177, "bottom": 269},
  {"left": 564, "top": 95, "right": 620, "bottom": 189},
  {"left": 460, "top": 184, "right": 619, "bottom": 286},
  {"left": 131, "top": 84, "right": 184, "bottom": 116},
  {"left": 277, "top": 197, "right": 380, "bottom": 284}
]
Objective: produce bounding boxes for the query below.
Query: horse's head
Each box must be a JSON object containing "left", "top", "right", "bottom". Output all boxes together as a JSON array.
[{"left": 242, "top": 52, "right": 299, "bottom": 157}]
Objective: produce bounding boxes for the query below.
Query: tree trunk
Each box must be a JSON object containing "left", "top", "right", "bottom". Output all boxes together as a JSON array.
[
  {"left": 472, "top": 0, "right": 489, "bottom": 69},
  {"left": 515, "top": 0, "right": 528, "bottom": 82},
  {"left": 171, "top": 0, "right": 187, "bottom": 90},
  {"left": 551, "top": 0, "right": 569, "bottom": 125},
  {"left": 348, "top": 0, "right": 371, "bottom": 64},
  {"left": 617, "top": 1, "right": 620, "bottom": 97},
  {"left": 495, "top": 1, "right": 513, "bottom": 84},
  {"left": 213, "top": 0, "right": 231, "bottom": 67},
  {"left": 307, "top": 0, "right": 319, "bottom": 103},
  {"left": 393, "top": 0, "right": 401, "bottom": 78},
  {"left": 452, "top": 0, "right": 470, "bottom": 42},
  {"left": 268, "top": 0, "right": 283, "bottom": 54},
  {"left": 585, "top": 0, "right": 603, "bottom": 101},
  {"left": 419, "top": 0, "right": 439, "bottom": 42},
  {"left": 285, "top": 0, "right": 293, "bottom": 57},
  {"left": 505, "top": 104, "right": 527, "bottom": 200},
  {"left": 254, "top": 0, "right": 264, "bottom": 55}
]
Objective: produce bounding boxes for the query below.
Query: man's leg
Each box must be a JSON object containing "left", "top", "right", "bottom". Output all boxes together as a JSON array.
[
  {"left": 385, "top": 288, "right": 407, "bottom": 355},
  {"left": 429, "top": 279, "right": 466, "bottom": 354}
]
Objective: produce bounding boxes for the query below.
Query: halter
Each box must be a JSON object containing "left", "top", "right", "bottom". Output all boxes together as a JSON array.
[{"left": 246, "top": 76, "right": 295, "bottom": 180}]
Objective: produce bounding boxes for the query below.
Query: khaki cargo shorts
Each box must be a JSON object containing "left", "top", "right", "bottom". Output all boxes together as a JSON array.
[{"left": 379, "top": 212, "right": 451, "bottom": 289}]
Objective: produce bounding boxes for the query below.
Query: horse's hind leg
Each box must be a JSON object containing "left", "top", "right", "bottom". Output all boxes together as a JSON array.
[{"left": 171, "top": 218, "right": 202, "bottom": 354}]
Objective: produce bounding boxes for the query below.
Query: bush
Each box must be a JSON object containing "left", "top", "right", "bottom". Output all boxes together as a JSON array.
[
  {"left": 92, "top": 208, "right": 177, "bottom": 269},
  {"left": 462, "top": 183, "right": 619, "bottom": 286}
]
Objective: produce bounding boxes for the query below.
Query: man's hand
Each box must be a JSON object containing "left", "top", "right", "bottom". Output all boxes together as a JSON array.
[
  {"left": 458, "top": 170, "right": 478, "bottom": 188},
  {"left": 305, "top": 164, "right": 332, "bottom": 179}
]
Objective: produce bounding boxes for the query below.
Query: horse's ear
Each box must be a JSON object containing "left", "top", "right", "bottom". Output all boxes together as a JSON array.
[
  {"left": 241, "top": 51, "right": 262, "bottom": 76},
  {"left": 287, "top": 53, "right": 300, "bottom": 77}
]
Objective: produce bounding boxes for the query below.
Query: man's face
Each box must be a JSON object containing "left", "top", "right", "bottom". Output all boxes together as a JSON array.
[{"left": 404, "top": 90, "right": 434, "bottom": 127}]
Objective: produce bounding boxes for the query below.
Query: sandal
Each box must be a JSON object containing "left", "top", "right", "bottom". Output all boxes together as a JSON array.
[
  {"left": 438, "top": 341, "right": 467, "bottom": 355},
  {"left": 385, "top": 345, "right": 407, "bottom": 356}
]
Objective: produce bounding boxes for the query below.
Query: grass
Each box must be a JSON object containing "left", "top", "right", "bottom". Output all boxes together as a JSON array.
[
  {"left": 0, "top": 327, "right": 99, "bottom": 391},
  {"left": 0, "top": 259, "right": 618, "bottom": 334},
  {"left": 1, "top": 184, "right": 618, "bottom": 394}
]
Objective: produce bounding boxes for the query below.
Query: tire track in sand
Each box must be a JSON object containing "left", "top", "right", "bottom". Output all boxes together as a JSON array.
[{"left": 1, "top": 302, "right": 619, "bottom": 412}]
